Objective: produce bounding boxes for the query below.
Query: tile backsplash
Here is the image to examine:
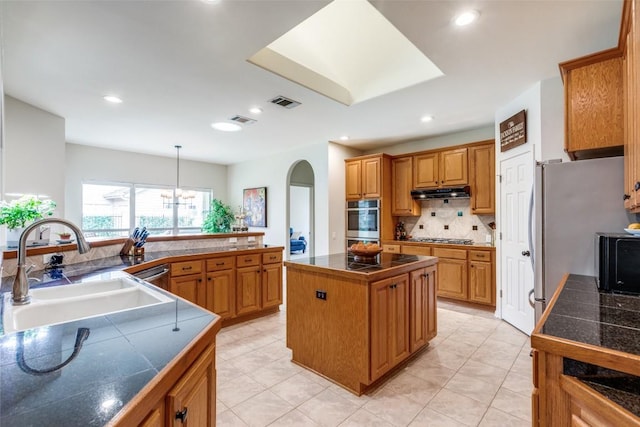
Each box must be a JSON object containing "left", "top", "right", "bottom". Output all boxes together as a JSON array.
[{"left": 397, "top": 199, "right": 495, "bottom": 244}]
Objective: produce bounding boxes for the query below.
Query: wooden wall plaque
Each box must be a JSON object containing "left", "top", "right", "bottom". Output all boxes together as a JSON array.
[{"left": 500, "top": 110, "right": 527, "bottom": 152}]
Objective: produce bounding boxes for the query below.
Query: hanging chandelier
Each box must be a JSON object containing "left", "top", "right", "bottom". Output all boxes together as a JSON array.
[{"left": 162, "top": 145, "right": 196, "bottom": 208}]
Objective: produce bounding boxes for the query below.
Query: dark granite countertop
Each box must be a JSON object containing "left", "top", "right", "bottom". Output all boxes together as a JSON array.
[
  {"left": 0, "top": 245, "right": 283, "bottom": 426},
  {"left": 0, "top": 271, "right": 218, "bottom": 426},
  {"left": 284, "top": 252, "right": 437, "bottom": 279},
  {"left": 536, "top": 274, "right": 640, "bottom": 418}
]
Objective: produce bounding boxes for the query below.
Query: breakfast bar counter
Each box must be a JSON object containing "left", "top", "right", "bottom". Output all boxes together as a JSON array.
[{"left": 285, "top": 253, "right": 438, "bottom": 395}]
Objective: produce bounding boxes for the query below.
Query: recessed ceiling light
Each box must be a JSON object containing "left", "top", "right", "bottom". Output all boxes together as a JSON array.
[
  {"left": 454, "top": 10, "right": 479, "bottom": 26},
  {"left": 340, "top": 135, "right": 349, "bottom": 141},
  {"left": 103, "top": 95, "right": 123, "bottom": 104},
  {"left": 249, "top": 107, "right": 263, "bottom": 114},
  {"left": 421, "top": 115, "right": 434, "bottom": 123},
  {"left": 211, "top": 122, "right": 242, "bottom": 132}
]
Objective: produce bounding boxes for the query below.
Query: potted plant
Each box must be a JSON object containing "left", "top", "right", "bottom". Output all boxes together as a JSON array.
[
  {"left": 202, "top": 199, "right": 235, "bottom": 233},
  {"left": 0, "top": 195, "right": 57, "bottom": 247}
]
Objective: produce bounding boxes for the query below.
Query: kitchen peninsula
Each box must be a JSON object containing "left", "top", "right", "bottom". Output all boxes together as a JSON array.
[
  {"left": 0, "top": 232, "right": 283, "bottom": 426},
  {"left": 285, "top": 253, "right": 438, "bottom": 395}
]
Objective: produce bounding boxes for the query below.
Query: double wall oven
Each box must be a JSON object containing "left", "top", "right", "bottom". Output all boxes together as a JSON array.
[{"left": 346, "top": 199, "right": 380, "bottom": 249}]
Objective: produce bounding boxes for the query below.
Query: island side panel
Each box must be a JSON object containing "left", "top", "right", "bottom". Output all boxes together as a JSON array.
[{"left": 286, "top": 267, "right": 369, "bottom": 393}]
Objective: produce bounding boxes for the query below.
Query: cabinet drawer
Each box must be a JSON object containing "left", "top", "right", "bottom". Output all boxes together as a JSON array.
[
  {"left": 469, "top": 250, "right": 491, "bottom": 262},
  {"left": 206, "top": 256, "right": 235, "bottom": 271},
  {"left": 237, "top": 254, "right": 260, "bottom": 267},
  {"left": 171, "top": 260, "right": 203, "bottom": 277},
  {"left": 432, "top": 247, "right": 467, "bottom": 260},
  {"left": 262, "top": 252, "right": 283, "bottom": 264},
  {"left": 383, "top": 244, "right": 401, "bottom": 253},
  {"left": 401, "top": 245, "right": 432, "bottom": 256}
]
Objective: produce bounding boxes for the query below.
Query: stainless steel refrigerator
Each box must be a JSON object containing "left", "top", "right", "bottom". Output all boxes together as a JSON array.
[{"left": 531, "top": 156, "right": 638, "bottom": 323}]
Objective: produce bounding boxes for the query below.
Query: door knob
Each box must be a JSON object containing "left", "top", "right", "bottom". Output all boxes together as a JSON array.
[{"left": 522, "top": 250, "right": 531, "bottom": 256}]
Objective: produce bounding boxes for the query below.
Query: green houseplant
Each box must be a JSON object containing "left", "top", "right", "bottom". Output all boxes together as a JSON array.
[
  {"left": 202, "top": 199, "right": 235, "bottom": 233},
  {"left": 0, "top": 195, "right": 57, "bottom": 230}
]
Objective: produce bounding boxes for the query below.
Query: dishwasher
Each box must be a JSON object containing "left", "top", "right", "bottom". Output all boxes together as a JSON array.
[{"left": 132, "top": 263, "right": 170, "bottom": 291}]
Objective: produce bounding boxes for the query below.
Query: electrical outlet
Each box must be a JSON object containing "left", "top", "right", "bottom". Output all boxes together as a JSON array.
[
  {"left": 316, "top": 290, "right": 327, "bottom": 300},
  {"left": 248, "top": 236, "right": 255, "bottom": 242},
  {"left": 485, "top": 234, "right": 492, "bottom": 243},
  {"left": 229, "top": 237, "right": 238, "bottom": 243}
]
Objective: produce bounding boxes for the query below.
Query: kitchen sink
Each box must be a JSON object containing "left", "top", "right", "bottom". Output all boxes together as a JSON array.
[{"left": 2, "top": 276, "right": 174, "bottom": 334}]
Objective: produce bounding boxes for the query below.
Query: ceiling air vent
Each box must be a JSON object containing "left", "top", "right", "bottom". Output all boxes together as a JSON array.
[
  {"left": 229, "top": 115, "right": 257, "bottom": 125},
  {"left": 269, "top": 96, "right": 301, "bottom": 109}
]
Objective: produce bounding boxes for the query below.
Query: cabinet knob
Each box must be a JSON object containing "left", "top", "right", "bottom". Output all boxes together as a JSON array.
[
  {"left": 175, "top": 408, "right": 188, "bottom": 423},
  {"left": 624, "top": 194, "right": 631, "bottom": 200},
  {"left": 635, "top": 182, "right": 640, "bottom": 192}
]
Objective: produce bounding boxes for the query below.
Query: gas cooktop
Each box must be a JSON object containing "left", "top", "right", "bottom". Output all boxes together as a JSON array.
[{"left": 407, "top": 237, "right": 474, "bottom": 245}]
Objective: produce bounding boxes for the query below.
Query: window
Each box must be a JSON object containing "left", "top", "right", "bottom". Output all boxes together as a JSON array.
[{"left": 82, "top": 182, "right": 212, "bottom": 237}]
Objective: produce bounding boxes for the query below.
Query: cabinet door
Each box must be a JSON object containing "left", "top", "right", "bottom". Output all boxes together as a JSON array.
[
  {"left": 413, "top": 153, "right": 439, "bottom": 188},
  {"left": 633, "top": 0, "right": 640, "bottom": 211},
  {"left": 370, "top": 274, "right": 409, "bottom": 382},
  {"left": 409, "top": 268, "right": 428, "bottom": 352},
  {"left": 469, "top": 143, "right": 495, "bottom": 215},
  {"left": 362, "top": 157, "right": 382, "bottom": 198},
  {"left": 345, "top": 160, "right": 362, "bottom": 200},
  {"left": 167, "top": 345, "right": 215, "bottom": 427},
  {"left": 426, "top": 265, "right": 437, "bottom": 340},
  {"left": 392, "top": 157, "right": 420, "bottom": 216},
  {"left": 469, "top": 261, "right": 493, "bottom": 305},
  {"left": 139, "top": 401, "right": 165, "bottom": 427},
  {"left": 206, "top": 270, "right": 234, "bottom": 319},
  {"left": 170, "top": 274, "right": 206, "bottom": 307},
  {"left": 440, "top": 148, "right": 468, "bottom": 186},
  {"left": 236, "top": 266, "right": 261, "bottom": 316},
  {"left": 436, "top": 258, "right": 468, "bottom": 300},
  {"left": 262, "top": 262, "right": 283, "bottom": 309}
]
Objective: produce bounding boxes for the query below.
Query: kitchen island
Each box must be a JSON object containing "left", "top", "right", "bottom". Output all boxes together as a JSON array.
[
  {"left": 531, "top": 274, "right": 640, "bottom": 426},
  {"left": 285, "top": 252, "right": 438, "bottom": 395}
]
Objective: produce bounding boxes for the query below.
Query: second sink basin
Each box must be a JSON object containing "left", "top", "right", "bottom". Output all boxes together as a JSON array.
[{"left": 2, "top": 276, "right": 174, "bottom": 334}]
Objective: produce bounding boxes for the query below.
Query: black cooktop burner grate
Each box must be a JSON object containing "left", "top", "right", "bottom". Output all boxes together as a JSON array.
[{"left": 408, "top": 237, "right": 473, "bottom": 245}]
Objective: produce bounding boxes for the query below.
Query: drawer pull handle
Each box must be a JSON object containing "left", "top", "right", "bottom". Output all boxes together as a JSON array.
[
  {"left": 216, "top": 262, "right": 225, "bottom": 266},
  {"left": 182, "top": 266, "right": 192, "bottom": 271},
  {"left": 175, "top": 408, "right": 188, "bottom": 423}
]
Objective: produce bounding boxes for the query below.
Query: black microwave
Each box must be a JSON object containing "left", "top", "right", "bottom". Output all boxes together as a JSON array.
[{"left": 596, "top": 232, "right": 640, "bottom": 295}]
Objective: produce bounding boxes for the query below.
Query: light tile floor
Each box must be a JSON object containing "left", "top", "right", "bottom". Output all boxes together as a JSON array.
[{"left": 216, "top": 300, "right": 532, "bottom": 427}]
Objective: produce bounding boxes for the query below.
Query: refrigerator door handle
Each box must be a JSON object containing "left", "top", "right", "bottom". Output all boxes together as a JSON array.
[
  {"left": 527, "top": 184, "right": 535, "bottom": 270},
  {"left": 528, "top": 289, "right": 535, "bottom": 308}
]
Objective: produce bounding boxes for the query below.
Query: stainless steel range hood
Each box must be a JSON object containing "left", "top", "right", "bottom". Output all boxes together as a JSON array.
[{"left": 411, "top": 186, "right": 471, "bottom": 199}]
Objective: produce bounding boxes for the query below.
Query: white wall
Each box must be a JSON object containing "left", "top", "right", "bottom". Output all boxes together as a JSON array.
[
  {"left": 65, "top": 143, "right": 228, "bottom": 226},
  {"left": 540, "top": 77, "right": 568, "bottom": 162},
  {"left": 328, "top": 142, "right": 361, "bottom": 254},
  {"left": 368, "top": 125, "right": 495, "bottom": 156},
  {"left": 227, "top": 142, "right": 331, "bottom": 255},
  {"left": 3, "top": 96, "right": 66, "bottom": 214},
  {"left": 289, "top": 185, "right": 310, "bottom": 240}
]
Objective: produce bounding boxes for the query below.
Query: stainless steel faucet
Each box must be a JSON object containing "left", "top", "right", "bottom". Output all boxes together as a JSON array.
[{"left": 12, "top": 218, "right": 91, "bottom": 305}]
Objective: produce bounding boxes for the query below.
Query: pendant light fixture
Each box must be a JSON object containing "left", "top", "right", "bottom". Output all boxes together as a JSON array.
[{"left": 162, "top": 145, "right": 195, "bottom": 208}]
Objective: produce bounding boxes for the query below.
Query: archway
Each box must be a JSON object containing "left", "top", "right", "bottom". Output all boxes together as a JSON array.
[{"left": 287, "top": 160, "right": 314, "bottom": 259}]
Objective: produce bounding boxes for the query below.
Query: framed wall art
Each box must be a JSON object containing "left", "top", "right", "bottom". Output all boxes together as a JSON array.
[{"left": 243, "top": 187, "right": 267, "bottom": 227}]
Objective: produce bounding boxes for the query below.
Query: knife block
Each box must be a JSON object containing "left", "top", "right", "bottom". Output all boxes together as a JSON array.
[
  {"left": 129, "top": 246, "right": 145, "bottom": 257},
  {"left": 120, "top": 238, "right": 135, "bottom": 256}
]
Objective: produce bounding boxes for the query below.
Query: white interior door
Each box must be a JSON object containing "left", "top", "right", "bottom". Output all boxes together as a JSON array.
[{"left": 500, "top": 149, "right": 535, "bottom": 335}]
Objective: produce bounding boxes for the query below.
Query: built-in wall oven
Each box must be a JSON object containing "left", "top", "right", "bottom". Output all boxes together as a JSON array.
[{"left": 346, "top": 199, "right": 380, "bottom": 239}]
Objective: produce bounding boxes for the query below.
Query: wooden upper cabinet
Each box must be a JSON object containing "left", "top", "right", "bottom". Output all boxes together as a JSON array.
[
  {"left": 391, "top": 156, "right": 420, "bottom": 216},
  {"left": 413, "top": 148, "right": 467, "bottom": 188},
  {"left": 440, "top": 148, "right": 468, "bottom": 186},
  {"left": 345, "top": 160, "right": 362, "bottom": 200},
  {"left": 624, "top": 0, "right": 640, "bottom": 212},
  {"left": 413, "top": 152, "right": 439, "bottom": 188},
  {"left": 469, "top": 142, "right": 495, "bottom": 215},
  {"left": 345, "top": 156, "right": 382, "bottom": 200},
  {"left": 561, "top": 49, "right": 624, "bottom": 160}
]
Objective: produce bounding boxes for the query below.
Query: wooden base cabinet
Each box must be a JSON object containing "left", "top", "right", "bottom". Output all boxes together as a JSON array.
[
  {"left": 409, "top": 265, "right": 437, "bottom": 352},
  {"left": 433, "top": 247, "right": 468, "bottom": 300},
  {"left": 236, "top": 264, "right": 262, "bottom": 316},
  {"left": 170, "top": 260, "right": 206, "bottom": 307},
  {"left": 370, "top": 274, "right": 410, "bottom": 382},
  {"left": 468, "top": 250, "right": 494, "bottom": 305},
  {"left": 262, "top": 255, "right": 283, "bottom": 309}
]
